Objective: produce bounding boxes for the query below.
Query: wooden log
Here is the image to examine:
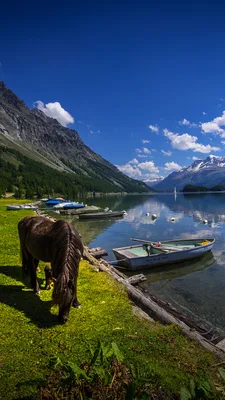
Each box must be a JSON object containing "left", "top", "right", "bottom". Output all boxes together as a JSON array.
[
  {"left": 83, "top": 249, "right": 225, "bottom": 359},
  {"left": 97, "top": 259, "right": 225, "bottom": 359},
  {"left": 126, "top": 274, "right": 146, "bottom": 285},
  {"left": 89, "top": 249, "right": 108, "bottom": 259}
]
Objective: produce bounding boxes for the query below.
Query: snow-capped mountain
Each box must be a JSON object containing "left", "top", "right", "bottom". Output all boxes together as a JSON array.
[
  {"left": 154, "top": 155, "right": 225, "bottom": 191},
  {"left": 143, "top": 177, "right": 164, "bottom": 187}
]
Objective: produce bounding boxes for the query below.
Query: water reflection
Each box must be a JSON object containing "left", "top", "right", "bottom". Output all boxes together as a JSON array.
[
  {"left": 137, "top": 251, "right": 216, "bottom": 284},
  {"left": 60, "top": 193, "right": 225, "bottom": 334},
  {"left": 69, "top": 216, "right": 123, "bottom": 246}
]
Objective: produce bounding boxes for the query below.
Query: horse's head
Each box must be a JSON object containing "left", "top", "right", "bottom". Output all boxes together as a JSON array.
[{"left": 52, "top": 276, "right": 77, "bottom": 324}]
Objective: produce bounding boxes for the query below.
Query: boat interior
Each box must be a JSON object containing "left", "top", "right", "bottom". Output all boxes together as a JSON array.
[{"left": 131, "top": 241, "right": 211, "bottom": 257}]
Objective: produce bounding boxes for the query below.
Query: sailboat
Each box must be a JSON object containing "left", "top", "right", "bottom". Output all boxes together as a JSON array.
[{"left": 173, "top": 186, "right": 177, "bottom": 200}]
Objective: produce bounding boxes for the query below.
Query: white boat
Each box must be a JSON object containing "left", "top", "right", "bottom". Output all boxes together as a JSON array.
[
  {"left": 6, "top": 204, "right": 38, "bottom": 211},
  {"left": 6, "top": 205, "right": 21, "bottom": 210},
  {"left": 79, "top": 211, "right": 126, "bottom": 219},
  {"left": 112, "top": 238, "right": 215, "bottom": 271},
  {"left": 53, "top": 202, "right": 75, "bottom": 209}
]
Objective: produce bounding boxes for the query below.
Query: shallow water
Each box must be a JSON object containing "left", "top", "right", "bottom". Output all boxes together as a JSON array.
[{"left": 66, "top": 193, "right": 225, "bottom": 334}]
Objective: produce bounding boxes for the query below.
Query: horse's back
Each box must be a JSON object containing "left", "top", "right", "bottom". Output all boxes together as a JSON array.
[{"left": 53, "top": 219, "right": 84, "bottom": 256}]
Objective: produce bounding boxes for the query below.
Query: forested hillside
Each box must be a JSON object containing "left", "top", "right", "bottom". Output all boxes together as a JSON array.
[{"left": 0, "top": 146, "right": 148, "bottom": 198}]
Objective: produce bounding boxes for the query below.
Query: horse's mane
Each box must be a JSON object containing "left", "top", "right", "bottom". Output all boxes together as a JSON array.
[{"left": 51, "top": 220, "right": 83, "bottom": 304}]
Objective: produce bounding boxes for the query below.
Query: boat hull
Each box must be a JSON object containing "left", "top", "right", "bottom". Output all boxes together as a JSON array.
[
  {"left": 113, "top": 238, "right": 215, "bottom": 271},
  {"left": 63, "top": 203, "right": 85, "bottom": 210},
  {"left": 79, "top": 211, "right": 125, "bottom": 219}
]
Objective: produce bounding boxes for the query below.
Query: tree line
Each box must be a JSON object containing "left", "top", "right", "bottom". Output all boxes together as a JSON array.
[
  {"left": 0, "top": 146, "right": 149, "bottom": 198},
  {"left": 182, "top": 184, "right": 225, "bottom": 192}
]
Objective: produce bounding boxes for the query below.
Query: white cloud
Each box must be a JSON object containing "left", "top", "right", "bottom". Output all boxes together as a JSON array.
[
  {"left": 97, "top": 130, "right": 100, "bottom": 133},
  {"left": 192, "top": 156, "right": 200, "bottom": 161},
  {"left": 148, "top": 124, "right": 159, "bottom": 133},
  {"left": 143, "top": 147, "right": 151, "bottom": 154},
  {"left": 116, "top": 164, "right": 142, "bottom": 179},
  {"left": 129, "top": 158, "right": 139, "bottom": 165},
  {"left": 142, "top": 139, "right": 150, "bottom": 144},
  {"left": 221, "top": 141, "right": 225, "bottom": 145},
  {"left": 201, "top": 110, "right": 225, "bottom": 135},
  {"left": 161, "top": 150, "right": 172, "bottom": 156},
  {"left": 138, "top": 161, "right": 159, "bottom": 173},
  {"left": 136, "top": 147, "right": 151, "bottom": 155},
  {"left": 116, "top": 159, "right": 160, "bottom": 180},
  {"left": 135, "top": 148, "right": 142, "bottom": 153},
  {"left": 202, "top": 112, "right": 207, "bottom": 115},
  {"left": 179, "top": 119, "right": 190, "bottom": 125},
  {"left": 164, "top": 161, "right": 182, "bottom": 171},
  {"left": 179, "top": 118, "right": 198, "bottom": 128},
  {"left": 137, "top": 154, "right": 148, "bottom": 158},
  {"left": 34, "top": 100, "right": 74, "bottom": 127},
  {"left": 164, "top": 129, "right": 220, "bottom": 153}
]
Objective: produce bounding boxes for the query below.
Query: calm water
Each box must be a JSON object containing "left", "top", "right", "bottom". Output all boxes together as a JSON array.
[{"left": 65, "top": 193, "right": 225, "bottom": 335}]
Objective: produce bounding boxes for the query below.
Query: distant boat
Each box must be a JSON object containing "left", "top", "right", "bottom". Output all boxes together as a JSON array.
[
  {"left": 79, "top": 211, "right": 126, "bottom": 219},
  {"left": 174, "top": 187, "right": 177, "bottom": 195},
  {"left": 6, "top": 204, "right": 38, "bottom": 211},
  {"left": 112, "top": 238, "right": 215, "bottom": 270},
  {"left": 63, "top": 203, "right": 85, "bottom": 210},
  {"left": 54, "top": 201, "right": 76, "bottom": 209},
  {"left": 45, "top": 198, "right": 64, "bottom": 206}
]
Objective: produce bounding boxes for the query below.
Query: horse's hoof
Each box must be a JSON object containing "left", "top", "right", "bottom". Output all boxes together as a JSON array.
[
  {"left": 59, "top": 316, "right": 68, "bottom": 324},
  {"left": 72, "top": 301, "right": 81, "bottom": 308}
]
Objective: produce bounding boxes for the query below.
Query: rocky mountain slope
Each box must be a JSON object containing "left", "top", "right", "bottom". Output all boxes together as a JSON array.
[
  {"left": 0, "top": 82, "right": 149, "bottom": 193},
  {"left": 153, "top": 155, "right": 225, "bottom": 191}
]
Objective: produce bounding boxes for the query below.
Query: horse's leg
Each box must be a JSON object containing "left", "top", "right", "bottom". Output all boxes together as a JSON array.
[
  {"left": 21, "top": 248, "right": 29, "bottom": 276},
  {"left": 72, "top": 277, "right": 81, "bottom": 308},
  {"left": 44, "top": 264, "right": 53, "bottom": 290},
  {"left": 30, "top": 256, "right": 40, "bottom": 295}
]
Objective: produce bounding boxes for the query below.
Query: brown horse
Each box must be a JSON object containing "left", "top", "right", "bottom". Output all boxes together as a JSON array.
[{"left": 18, "top": 216, "right": 84, "bottom": 324}]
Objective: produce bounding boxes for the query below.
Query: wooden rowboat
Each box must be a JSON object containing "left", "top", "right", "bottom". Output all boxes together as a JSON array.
[
  {"left": 79, "top": 211, "right": 125, "bottom": 219},
  {"left": 112, "top": 238, "right": 215, "bottom": 271}
]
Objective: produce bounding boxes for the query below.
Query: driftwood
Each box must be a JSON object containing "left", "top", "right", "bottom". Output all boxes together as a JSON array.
[
  {"left": 83, "top": 255, "right": 225, "bottom": 360},
  {"left": 126, "top": 274, "right": 146, "bottom": 285},
  {"left": 89, "top": 248, "right": 108, "bottom": 259}
]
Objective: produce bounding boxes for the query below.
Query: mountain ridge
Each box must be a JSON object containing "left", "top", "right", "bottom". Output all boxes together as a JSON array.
[
  {"left": 153, "top": 155, "right": 225, "bottom": 191},
  {"left": 0, "top": 81, "right": 150, "bottom": 194}
]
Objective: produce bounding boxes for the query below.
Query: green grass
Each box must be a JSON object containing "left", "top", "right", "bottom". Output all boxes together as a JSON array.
[{"left": 0, "top": 199, "right": 223, "bottom": 399}]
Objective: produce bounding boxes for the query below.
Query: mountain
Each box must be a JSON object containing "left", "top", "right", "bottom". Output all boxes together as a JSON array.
[
  {"left": 143, "top": 177, "right": 163, "bottom": 187},
  {"left": 153, "top": 155, "right": 225, "bottom": 191},
  {"left": 0, "top": 82, "right": 149, "bottom": 194}
]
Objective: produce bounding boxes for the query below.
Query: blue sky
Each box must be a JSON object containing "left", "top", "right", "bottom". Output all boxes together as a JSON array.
[{"left": 1, "top": 1, "right": 225, "bottom": 182}]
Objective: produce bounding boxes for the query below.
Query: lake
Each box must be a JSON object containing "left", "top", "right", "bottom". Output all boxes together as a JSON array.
[{"left": 65, "top": 193, "right": 225, "bottom": 336}]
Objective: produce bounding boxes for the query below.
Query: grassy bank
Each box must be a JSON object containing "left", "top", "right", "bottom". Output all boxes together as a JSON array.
[{"left": 0, "top": 199, "right": 224, "bottom": 399}]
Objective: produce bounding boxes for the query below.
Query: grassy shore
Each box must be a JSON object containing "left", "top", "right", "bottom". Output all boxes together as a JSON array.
[{"left": 0, "top": 199, "right": 224, "bottom": 399}]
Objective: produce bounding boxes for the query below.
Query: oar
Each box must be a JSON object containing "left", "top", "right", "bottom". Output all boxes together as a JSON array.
[
  {"left": 129, "top": 238, "right": 170, "bottom": 254},
  {"left": 129, "top": 237, "right": 153, "bottom": 244}
]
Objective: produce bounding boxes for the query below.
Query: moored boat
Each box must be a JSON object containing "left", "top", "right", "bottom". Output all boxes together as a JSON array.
[
  {"left": 6, "top": 204, "right": 38, "bottom": 211},
  {"left": 45, "top": 198, "right": 64, "bottom": 206},
  {"left": 112, "top": 238, "right": 215, "bottom": 270},
  {"left": 63, "top": 203, "right": 85, "bottom": 210},
  {"left": 79, "top": 211, "right": 126, "bottom": 219}
]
